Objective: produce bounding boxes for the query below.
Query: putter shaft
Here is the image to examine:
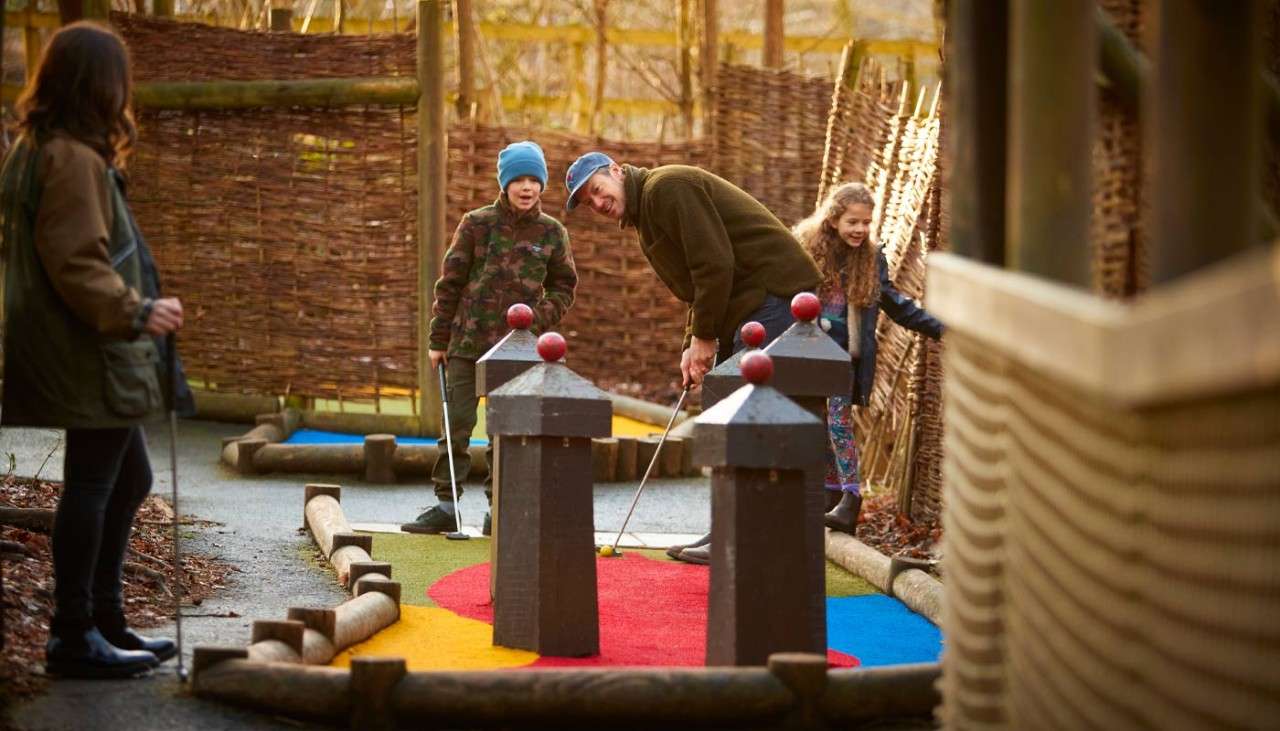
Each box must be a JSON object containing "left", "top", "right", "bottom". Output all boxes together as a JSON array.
[{"left": 609, "top": 387, "right": 689, "bottom": 552}]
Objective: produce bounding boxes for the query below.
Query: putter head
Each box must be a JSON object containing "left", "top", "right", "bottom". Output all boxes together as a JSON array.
[
  {"left": 176, "top": 666, "right": 189, "bottom": 683},
  {"left": 445, "top": 532, "right": 470, "bottom": 541}
]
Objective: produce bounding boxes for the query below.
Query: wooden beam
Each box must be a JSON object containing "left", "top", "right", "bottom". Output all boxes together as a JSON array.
[
  {"left": 590, "top": 0, "right": 607, "bottom": 135},
  {"left": 946, "top": 0, "right": 1007, "bottom": 265},
  {"left": 699, "top": 0, "right": 717, "bottom": 131},
  {"left": 133, "top": 76, "right": 418, "bottom": 109},
  {"left": 269, "top": 7, "right": 292, "bottom": 31},
  {"left": 1145, "top": 0, "right": 1262, "bottom": 283},
  {"left": 678, "top": 0, "right": 693, "bottom": 137},
  {"left": 763, "top": 0, "right": 783, "bottom": 68},
  {"left": 1006, "top": 0, "right": 1094, "bottom": 286},
  {"left": 417, "top": 0, "right": 444, "bottom": 437},
  {"left": 453, "top": 0, "right": 475, "bottom": 119}
]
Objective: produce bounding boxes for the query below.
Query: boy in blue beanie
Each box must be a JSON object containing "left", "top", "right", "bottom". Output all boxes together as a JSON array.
[{"left": 402, "top": 140, "right": 578, "bottom": 535}]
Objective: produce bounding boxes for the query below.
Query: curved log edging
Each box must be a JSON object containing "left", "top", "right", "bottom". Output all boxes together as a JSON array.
[
  {"left": 824, "top": 530, "right": 944, "bottom": 626},
  {"left": 191, "top": 652, "right": 941, "bottom": 729},
  {"left": 218, "top": 412, "right": 699, "bottom": 483}
]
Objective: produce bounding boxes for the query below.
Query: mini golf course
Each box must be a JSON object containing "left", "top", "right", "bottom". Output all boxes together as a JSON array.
[{"left": 329, "top": 532, "right": 943, "bottom": 671}]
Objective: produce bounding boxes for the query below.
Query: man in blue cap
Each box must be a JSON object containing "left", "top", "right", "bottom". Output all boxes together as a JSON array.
[
  {"left": 564, "top": 152, "right": 821, "bottom": 563},
  {"left": 402, "top": 140, "right": 578, "bottom": 535}
]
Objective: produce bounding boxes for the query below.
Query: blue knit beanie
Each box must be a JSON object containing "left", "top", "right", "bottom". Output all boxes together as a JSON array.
[{"left": 497, "top": 140, "right": 548, "bottom": 191}]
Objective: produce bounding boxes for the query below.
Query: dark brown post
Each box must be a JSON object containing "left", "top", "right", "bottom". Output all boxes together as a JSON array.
[
  {"left": 701, "top": 321, "right": 766, "bottom": 411},
  {"left": 947, "top": 0, "right": 1008, "bottom": 265},
  {"left": 417, "top": 0, "right": 446, "bottom": 437},
  {"left": 477, "top": 304, "right": 542, "bottom": 599},
  {"left": 700, "top": 0, "right": 718, "bottom": 131},
  {"left": 269, "top": 7, "right": 293, "bottom": 31},
  {"left": 761, "top": 293, "right": 851, "bottom": 655},
  {"left": 486, "top": 333, "right": 611, "bottom": 657},
  {"left": 1146, "top": 0, "right": 1261, "bottom": 282},
  {"left": 763, "top": 0, "right": 784, "bottom": 69},
  {"left": 1006, "top": 0, "right": 1094, "bottom": 286},
  {"left": 454, "top": 0, "right": 476, "bottom": 119},
  {"left": 693, "top": 351, "right": 825, "bottom": 666}
]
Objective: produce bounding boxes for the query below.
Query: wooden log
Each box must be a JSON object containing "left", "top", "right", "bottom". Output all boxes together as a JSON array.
[
  {"left": 256, "top": 410, "right": 300, "bottom": 440},
  {"left": 234, "top": 439, "right": 268, "bottom": 475},
  {"left": 634, "top": 437, "right": 661, "bottom": 481},
  {"left": 390, "top": 667, "right": 792, "bottom": 726},
  {"left": 192, "top": 660, "right": 352, "bottom": 719},
  {"left": 191, "top": 646, "right": 249, "bottom": 678},
  {"left": 254, "top": 444, "right": 364, "bottom": 474},
  {"left": 592, "top": 438, "right": 619, "bottom": 482},
  {"left": 824, "top": 530, "right": 942, "bottom": 625},
  {"left": 609, "top": 392, "right": 689, "bottom": 427},
  {"left": 392, "top": 443, "right": 489, "bottom": 479},
  {"left": 351, "top": 657, "right": 407, "bottom": 731},
  {"left": 347, "top": 561, "right": 392, "bottom": 592},
  {"left": 303, "top": 483, "right": 341, "bottom": 528},
  {"left": 0, "top": 507, "right": 53, "bottom": 531},
  {"left": 763, "top": 0, "right": 784, "bottom": 68},
  {"left": 615, "top": 437, "right": 638, "bottom": 481},
  {"left": 251, "top": 620, "right": 305, "bottom": 658},
  {"left": 246, "top": 639, "right": 302, "bottom": 664},
  {"left": 333, "top": 590, "right": 399, "bottom": 651},
  {"left": 355, "top": 577, "right": 402, "bottom": 606},
  {"left": 363, "top": 435, "right": 397, "bottom": 484},
  {"left": 305, "top": 495, "right": 354, "bottom": 557},
  {"left": 299, "top": 410, "right": 427, "bottom": 439},
  {"left": 192, "top": 389, "right": 279, "bottom": 423},
  {"left": 658, "top": 436, "right": 684, "bottom": 477},
  {"left": 287, "top": 607, "right": 339, "bottom": 665},
  {"left": 821, "top": 663, "right": 942, "bottom": 723},
  {"left": 768, "top": 654, "right": 827, "bottom": 728}
]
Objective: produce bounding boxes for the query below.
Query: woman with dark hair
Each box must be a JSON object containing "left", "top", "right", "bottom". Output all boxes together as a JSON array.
[{"left": 1, "top": 21, "right": 186, "bottom": 679}]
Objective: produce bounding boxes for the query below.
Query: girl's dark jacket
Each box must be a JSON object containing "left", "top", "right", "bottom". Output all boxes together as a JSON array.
[
  {"left": 844, "top": 248, "right": 944, "bottom": 406},
  {"left": 0, "top": 133, "right": 193, "bottom": 428}
]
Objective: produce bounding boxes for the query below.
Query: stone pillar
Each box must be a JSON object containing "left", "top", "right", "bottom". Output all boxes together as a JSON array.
[
  {"left": 477, "top": 304, "right": 542, "bottom": 598},
  {"left": 701, "top": 320, "right": 766, "bottom": 411},
  {"left": 693, "top": 351, "right": 825, "bottom": 666},
  {"left": 486, "top": 332, "right": 611, "bottom": 656},
  {"left": 761, "top": 292, "right": 852, "bottom": 653}
]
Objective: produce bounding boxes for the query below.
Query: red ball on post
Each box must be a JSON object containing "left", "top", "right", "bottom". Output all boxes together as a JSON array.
[
  {"left": 739, "top": 351, "right": 774, "bottom": 385},
  {"left": 740, "top": 321, "right": 766, "bottom": 349},
  {"left": 790, "top": 292, "right": 821, "bottom": 322},
  {"left": 507, "top": 303, "right": 534, "bottom": 330},
  {"left": 536, "top": 332, "right": 567, "bottom": 362}
]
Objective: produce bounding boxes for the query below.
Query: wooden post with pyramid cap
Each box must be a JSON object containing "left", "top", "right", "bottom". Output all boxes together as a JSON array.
[
  {"left": 701, "top": 321, "right": 768, "bottom": 411},
  {"left": 761, "top": 293, "right": 852, "bottom": 654},
  {"left": 477, "top": 304, "right": 543, "bottom": 600},
  {"left": 693, "top": 351, "right": 826, "bottom": 665},
  {"left": 486, "top": 331, "right": 612, "bottom": 656}
]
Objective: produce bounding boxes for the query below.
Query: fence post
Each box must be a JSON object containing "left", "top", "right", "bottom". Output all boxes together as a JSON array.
[
  {"left": 1006, "top": 0, "right": 1094, "bottom": 286},
  {"left": 417, "top": 0, "right": 445, "bottom": 437}
]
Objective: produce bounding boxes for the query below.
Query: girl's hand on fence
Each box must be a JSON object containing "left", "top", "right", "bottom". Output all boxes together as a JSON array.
[
  {"left": 429, "top": 349, "right": 448, "bottom": 370},
  {"left": 145, "top": 297, "right": 184, "bottom": 336}
]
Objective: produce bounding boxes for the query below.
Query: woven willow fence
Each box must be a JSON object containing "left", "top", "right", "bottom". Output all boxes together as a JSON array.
[
  {"left": 120, "top": 16, "right": 834, "bottom": 405},
  {"left": 815, "top": 54, "right": 946, "bottom": 523}
]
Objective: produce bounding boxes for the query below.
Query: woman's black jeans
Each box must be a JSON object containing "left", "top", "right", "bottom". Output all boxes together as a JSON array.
[{"left": 51, "top": 426, "right": 153, "bottom": 637}]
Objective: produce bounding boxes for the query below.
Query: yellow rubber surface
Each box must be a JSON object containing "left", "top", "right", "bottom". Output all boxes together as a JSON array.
[{"left": 330, "top": 605, "right": 537, "bottom": 671}]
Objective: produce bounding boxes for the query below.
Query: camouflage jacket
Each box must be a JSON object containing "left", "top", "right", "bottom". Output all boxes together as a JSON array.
[{"left": 428, "top": 195, "right": 577, "bottom": 358}]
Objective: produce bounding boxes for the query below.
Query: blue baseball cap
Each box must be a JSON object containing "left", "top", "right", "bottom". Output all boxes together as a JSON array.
[{"left": 564, "top": 151, "right": 615, "bottom": 211}]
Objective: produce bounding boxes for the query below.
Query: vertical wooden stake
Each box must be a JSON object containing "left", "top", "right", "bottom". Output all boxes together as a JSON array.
[
  {"left": 417, "top": 0, "right": 445, "bottom": 437},
  {"left": 1146, "top": 0, "right": 1261, "bottom": 282},
  {"left": 763, "top": 0, "right": 784, "bottom": 68},
  {"left": 1006, "top": 0, "right": 1094, "bottom": 286},
  {"left": 454, "top": 0, "right": 476, "bottom": 119},
  {"left": 699, "top": 0, "right": 718, "bottom": 132},
  {"left": 677, "top": 0, "right": 694, "bottom": 138}
]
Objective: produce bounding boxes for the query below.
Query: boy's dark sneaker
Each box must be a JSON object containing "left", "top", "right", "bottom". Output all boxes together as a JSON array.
[
  {"left": 483, "top": 512, "right": 491, "bottom": 536},
  {"left": 46, "top": 628, "right": 158, "bottom": 679},
  {"left": 400, "top": 505, "right": 456, "bottom": 534}
]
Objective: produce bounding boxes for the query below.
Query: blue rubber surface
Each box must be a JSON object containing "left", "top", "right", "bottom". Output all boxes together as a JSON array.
[
  {"left": 826, "top": 595, "right": 944, "bottom": 667},
  {"left": 284, "top": 428, "right": 488, "bottom": 447}
]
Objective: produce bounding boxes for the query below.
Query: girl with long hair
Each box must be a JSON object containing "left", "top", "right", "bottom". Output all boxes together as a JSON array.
[
  {"left": 1, "top": 21, "right": 187, "bottom": 678},
  {"left": 792, "top": 182, "right": 944, "bottom": 533}
]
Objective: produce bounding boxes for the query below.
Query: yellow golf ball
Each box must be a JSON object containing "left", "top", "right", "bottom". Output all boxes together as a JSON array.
[{"left": 598, "top": 545, "right": 615, "bottom": 557}]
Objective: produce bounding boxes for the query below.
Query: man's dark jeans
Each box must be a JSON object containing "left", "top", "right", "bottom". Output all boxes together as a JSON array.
[
  {"left": 52, "top": 426, "right": 153, "bottom": 636},
  {"left": 728, "top": 294, "right": 796, "bottom": 359}
]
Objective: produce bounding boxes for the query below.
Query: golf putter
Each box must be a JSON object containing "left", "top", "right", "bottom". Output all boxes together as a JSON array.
[
  {"left": 166, "top": 335, "right": 188, "bottom": 683},
  {"left": 438, "top": 365, "right": 469, "bottom": 541},
  {"left": 600, "top": 386, "right": 690, "bottom": 558}
]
